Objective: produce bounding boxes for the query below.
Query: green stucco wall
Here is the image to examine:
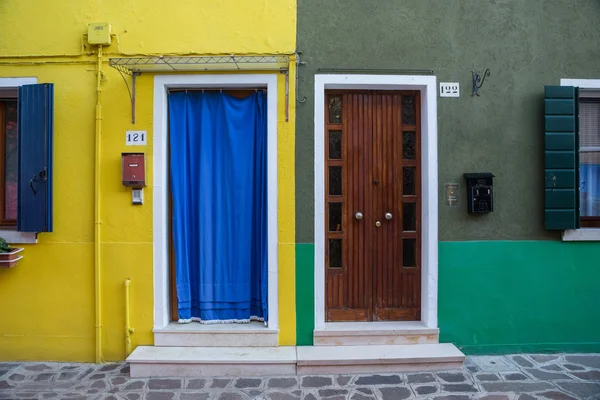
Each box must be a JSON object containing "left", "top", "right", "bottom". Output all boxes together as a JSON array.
[
  {"left": 295, "top": 1, "right": 600, "bottom": 351},
  {"left": 296, "top": 0, "right": 600, "bottom": 242},
  {"left": 296, "top": 241, "right": 600, "bottom": 352},
  {"left": 439, "top": 241, "right": 600, "bottom": 354}
]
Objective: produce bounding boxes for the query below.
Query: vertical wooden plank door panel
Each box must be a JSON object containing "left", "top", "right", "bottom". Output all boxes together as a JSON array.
[{"left": 325, "top": 90, "right": 421, "bottom": 322}]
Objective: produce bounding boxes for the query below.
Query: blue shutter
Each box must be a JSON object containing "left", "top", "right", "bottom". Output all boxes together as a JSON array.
[
  {"left": 544, "top": 85, "right": 580, "bottom": 230},
  {"left": 17, "top": 84, "right": 54, "bottom": 232}
]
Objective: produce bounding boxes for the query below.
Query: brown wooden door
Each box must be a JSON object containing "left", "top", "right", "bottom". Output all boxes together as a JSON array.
[{"left": 325, "top": 90, "right": 421, "bottom": 322}]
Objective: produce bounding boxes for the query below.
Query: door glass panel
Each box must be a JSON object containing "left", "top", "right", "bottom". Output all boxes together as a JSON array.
[
  {"left": 3, "top": 101, "right": 17, "bottom": 221},
  {"left": 329, "top": 202, "right": 342, "bottom": 232},
  {"left": 329, "top": 239, "right": 342, "bottom": 268},
  {"left": 328, "top": 95, "right": 342, "bottom": 124},
  {"left": 329, "top": 166, "right": 342, "bottom": 195},
  {"left": 402, "top": 95, "right": 416, "bottom": 125},
  {"left": 329, "top": 130, "right": 342, "bottom": 159},
  {"left": 403, "top": 238, "right": 416, "bottom": 267},
  {"left": 403, "top": 131, "right": 416, "bottom": 160},
  {"left": 402, "top": 203, "right": 416, "bottom": 231},
  {"left": 403, "top": 167, "right": 415, "bottom": 195}
]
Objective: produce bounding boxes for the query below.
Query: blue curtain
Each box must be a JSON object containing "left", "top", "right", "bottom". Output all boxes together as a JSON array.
[{"left": 169, "top": 91, "right": 268, "bottom": 323}]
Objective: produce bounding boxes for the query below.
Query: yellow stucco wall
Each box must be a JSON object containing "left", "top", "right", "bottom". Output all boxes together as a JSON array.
[{"left": 0, "top": 0, "right": 296, "bottom": 362}]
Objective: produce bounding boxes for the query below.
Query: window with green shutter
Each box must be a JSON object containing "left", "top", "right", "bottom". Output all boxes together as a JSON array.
[{"left": 544, "top": 86, "right": 580, "bottom": 230}]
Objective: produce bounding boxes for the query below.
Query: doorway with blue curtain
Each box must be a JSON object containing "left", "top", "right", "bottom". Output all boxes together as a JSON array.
[{"left": 168, "top": 89, "right": 268, "bottom": 325}]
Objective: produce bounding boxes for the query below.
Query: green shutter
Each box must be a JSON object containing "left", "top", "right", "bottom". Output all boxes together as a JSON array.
[{"left": 544, "top": 85, "right": 579, "bottom": 230}]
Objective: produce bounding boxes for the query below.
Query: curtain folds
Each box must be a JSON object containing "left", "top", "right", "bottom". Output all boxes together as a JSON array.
[{"left": 169, "top": 91, "right": 268, "bottom": 324}]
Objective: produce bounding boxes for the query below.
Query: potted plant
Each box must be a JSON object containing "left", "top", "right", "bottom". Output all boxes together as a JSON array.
[{"left": 0, "top": 237, "right": 23, "bottom": 268}]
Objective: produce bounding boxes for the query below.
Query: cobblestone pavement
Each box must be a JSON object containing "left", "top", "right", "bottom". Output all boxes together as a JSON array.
[{"left": 1, "top": 354, "right": 599, "bottom": 399}]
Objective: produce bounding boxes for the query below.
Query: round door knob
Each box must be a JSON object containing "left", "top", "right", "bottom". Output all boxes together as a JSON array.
[
  {"left": 385, "top": 213, "right": 392, "bottom": 220},
  {"left": 375, "top": 221, "right": 381, "bottom": 227},
  {"left": 355, "top": 212, "right": 363, "bottom": 220}
]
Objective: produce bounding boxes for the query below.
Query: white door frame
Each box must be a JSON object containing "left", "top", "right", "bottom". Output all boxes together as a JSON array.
[
  {"left": 314, "top": 74, "right": 439, "bottom": 330},
  {"left": 153, "top": 74, "right": 279, "bottom": 330}
]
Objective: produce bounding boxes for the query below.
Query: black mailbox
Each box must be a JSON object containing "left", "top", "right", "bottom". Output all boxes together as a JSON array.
[{"left": 464, "top": 173, "right": 495, "bottom": 213}]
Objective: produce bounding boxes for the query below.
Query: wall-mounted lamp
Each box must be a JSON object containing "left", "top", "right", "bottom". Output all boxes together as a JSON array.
[{"left": 472, "top": 69, "right": 491, "bottom": 96}]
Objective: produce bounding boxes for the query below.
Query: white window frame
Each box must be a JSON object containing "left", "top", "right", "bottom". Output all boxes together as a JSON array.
[
  {"left": 152, "top": 74, "right": 279, "bottom": 331},
  {"left": 314, "top": 74, "right": 439, "bottom": 330},
  {"left": 560, "top": 78, "right": 600, "bottom": 241},
  {"left": 0, "top": 77, "right": 39, "bottom": 244}
]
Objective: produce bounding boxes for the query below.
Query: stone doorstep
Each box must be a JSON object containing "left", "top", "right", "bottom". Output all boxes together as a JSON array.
[
  {"left": 153, "top": 321, "right": 279, "bottom": 347},
  {"left": 314, "top": 321, "right": 439, "bottom": 346},
  {"left": 127, "top": 343, "right": 465, "bottom": 378}
]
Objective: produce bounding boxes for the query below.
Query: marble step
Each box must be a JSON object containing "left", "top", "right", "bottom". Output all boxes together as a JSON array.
[
  {"left": 314, "top": 321, "right": 439, "bottom": 346},
  {"left": 153, "top": 321, "right": 278, "bottom": 347},
  {"left": 297, "top": 343, "right": 465, "bottom": 375},
  {"left": 127, "top": 343, "right": 465, "bottom": 377}
]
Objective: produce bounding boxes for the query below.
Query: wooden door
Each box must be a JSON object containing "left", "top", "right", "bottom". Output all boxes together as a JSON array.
[{"left": 325, "top": 90, "right": 421, "bottom": 322}]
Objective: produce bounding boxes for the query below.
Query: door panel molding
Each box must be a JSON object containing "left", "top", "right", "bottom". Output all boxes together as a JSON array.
[{"left": 314, "top": 74, "right": 438, "bottom": 331}]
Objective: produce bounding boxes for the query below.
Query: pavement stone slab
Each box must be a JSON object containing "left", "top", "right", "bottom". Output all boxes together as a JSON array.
[
  {"left": 503, "top": 373, "right": 529, "bottom": 381},
  {"left": 536, "top": 390, "right": 578, "bottom": 400},
  {"left": 437, "top": 372, "right": 468, "bottom": 383},
  {"left": 266, "top": 392, "right": 301, "bottom": 400},
  {"left": 472, "top": 356, "right": 519, "bottom": 372},
  {"left": 564, "top": 355, "right": 600, "bottom": 369},
  {"left": 530, "top": 355, "right": 560, "bottom": 364},
  {"left": 268, "top": 377, "right": 298, "bottom": 389},
  {"left": 377, "top": 386, "right": 411, "bottom": 400},
  {"left": 353, "top": 374, "right": 402, "bottom": 385},
  {"left": 555, "top": 381, "right": 600, "bottom": 398},
  {"left": 571, "top": 370, "right": 600, "bottom": 380},
  {"left": 524, "top": 368, "right": 570, "bottom": 381},
  {"left": 407, "top": 372, "right": 436, "bottom": 384},
  {"left": 335, "top": 375, "right": 351, "bottom": 386},
  {"left": 414, "top": 384, "right": 439, "bottom": 395},
  {"left": 540, "top": 364, "right": 562, "bottom": 372},
  {"left": 475, "top": 373, "right": 501, "bottom": 382},
  {"left": 0, "top": 353, "right": 598, "bottom": 399},
  {"left": 512, "top": 356, "right": 534, "bottom": 368}
]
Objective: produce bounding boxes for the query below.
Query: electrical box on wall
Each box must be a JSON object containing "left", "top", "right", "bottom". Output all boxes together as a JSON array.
[
  {"left": 122, "top": 153, "right": 146, "bottom": 188},
  {"left": 88, "top": 23, "right": 112, "bottom": 45},
  {"left": 464, "top": 173, "right": 494, "bottom": 213}
]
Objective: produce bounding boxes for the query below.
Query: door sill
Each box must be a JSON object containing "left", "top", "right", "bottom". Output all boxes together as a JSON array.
[
  {"left": 314, "top": 321, "right": 438, "bottom": 346},
  {"left": 154, "top": 321, "right": 274, "bottom": 333},
  {"left": 154, "top": 321, "right": 278, "bottom": 347}
]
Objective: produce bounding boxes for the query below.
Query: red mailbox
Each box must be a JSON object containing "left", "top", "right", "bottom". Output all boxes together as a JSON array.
[{"left": 122, "top": 153, "right": 146, "bottom": 188}]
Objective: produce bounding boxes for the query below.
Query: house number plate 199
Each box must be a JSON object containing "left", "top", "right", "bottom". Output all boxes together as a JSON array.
[
  {"left": 440, "top": 82, "right": 460, "bottom": 98},
  {"left": 126, "top": 130, "right": 147, "bottom": 146}
]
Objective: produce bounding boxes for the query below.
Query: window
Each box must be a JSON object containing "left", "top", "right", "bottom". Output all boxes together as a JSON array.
[
  {"left": 0, "top": 91, "right": 18, "bottom": 228},
  {"left": 579, "top": 92, "right": 600, "bottom": 227},
  {"left": 0, "top": 80, "right": 54, "bottom": 237}
]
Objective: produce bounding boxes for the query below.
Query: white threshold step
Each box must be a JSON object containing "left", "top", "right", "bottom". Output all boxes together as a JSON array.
[
  {"left": 314, "top": 321, "right": 439, "bottom": 346},
  {"left": 154, "top": 321, "right": 278, "bottom": 347},
  {"left": 127, "top": 343, "right": 464, "bottom": 377},
  {"left": 297, "top": 343, "right": 465, "bottom": 375},
  {"left": 128, "top": 346, "right": 296, "bottom": 377}
]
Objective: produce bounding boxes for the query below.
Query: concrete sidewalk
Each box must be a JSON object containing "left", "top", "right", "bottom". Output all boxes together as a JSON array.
[{"left": 1, "top": 353, "right": 599, "bottom": 399}]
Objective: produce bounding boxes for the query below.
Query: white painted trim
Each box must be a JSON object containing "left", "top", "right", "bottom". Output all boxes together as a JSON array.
[
  {"left": 153, "top": 74, "right": 279, "bottom": 331},
  {"left": 0, "top": 230, "right": 37, "bottom": 244},
  {"left": 563, "top": 229, "right": 600, "bottom": 241},
  {"left": 0, "top": 77, "right": 37, "bottom": 87},
  {"left": 560, "top": 78, "right": 600, "bottom": 242},
  {"left": 314, "top": 74, "right": 438, "bottom": 330},
  {"left": 0, "top": 78, "right": 38, "bottom": 244}
]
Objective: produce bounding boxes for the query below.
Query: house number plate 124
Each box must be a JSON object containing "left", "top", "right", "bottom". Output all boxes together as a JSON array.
[
  {"left": 440, "top": 82, "right": 460, "bottom": 98},
  {"left": 126, "top": 130, "right": 147, "bottom": 146}
]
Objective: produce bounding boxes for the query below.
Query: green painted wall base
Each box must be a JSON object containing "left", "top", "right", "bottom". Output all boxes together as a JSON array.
[
  {"left": 296, "top": 240, "right": 600, "bottom": 352},
  {"left": 439, "top": 241, "right": 600, "bottom": 354},
  {"left": 296, "top": 244, "right": 315, "bottom": 346}
]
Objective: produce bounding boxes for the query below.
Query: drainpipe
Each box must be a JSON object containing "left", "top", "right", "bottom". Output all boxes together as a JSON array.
[
  {"left": 94, "top": 45, "right": 103, "bottom": 363},
  {"left": 124, "top": 279, "right": 135, "bottom": 357}
]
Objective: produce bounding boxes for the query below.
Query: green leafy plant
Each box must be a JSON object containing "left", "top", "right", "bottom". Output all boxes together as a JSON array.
[{"left": 0, "top": 237, "right": 12, "bottom": 253}]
